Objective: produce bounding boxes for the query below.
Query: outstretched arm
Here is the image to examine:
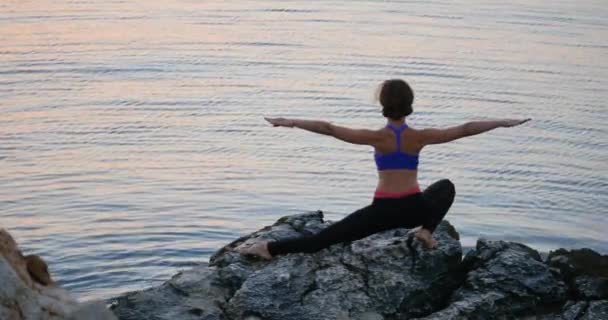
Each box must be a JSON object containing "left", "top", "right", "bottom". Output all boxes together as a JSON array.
[
  {"left": 418, "top": 118, "right": 530, "bottom": 146},
  {"left": 264, "top": 117, "right": 382, "bottom": 146}
]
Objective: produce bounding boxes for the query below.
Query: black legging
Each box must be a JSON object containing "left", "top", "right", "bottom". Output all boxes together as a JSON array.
[{"left": 267, "top": 179, "right": 455, "bottom": 256}]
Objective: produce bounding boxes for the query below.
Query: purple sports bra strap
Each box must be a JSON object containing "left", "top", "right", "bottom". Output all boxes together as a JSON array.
[{"left": 386, "top": 124, "right": 408, "bottom": 152}]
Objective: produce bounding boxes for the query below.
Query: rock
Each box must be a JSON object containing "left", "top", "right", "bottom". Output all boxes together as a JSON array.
[
  {"left": 562, "top": 300, "right": 589, "bottom": 320},
  {"left": 547, "top": 248, "right": 608, "bottom": 300},
  {"left": 581, "top": 300, "right": 608, "bottom": 320},
  {"left": 110, "top": 264, "right": 228, "bottom": 320},
  {"left": 227, "top": 222, "right": 461, "bottom": 320},
  {"left": 416, "top": 239, "right": 567, "bottom": 320},
  {"left": 558, "top": 300, "right": 608, "bottom": 320},
  {"left": 67, "top": 303, "right": 119, "bottom": 320},
  {"left": 25, "top": 254, "right": 54, "bottom": 286},
  {"left": 90, "top": 179, "right": 608, "bottom": 319},
  {"left": 111, "top": 211, "right": 463, "bottom": 320},
  {"left": 573, "top": 275, "right": 608, "bottom": 300},
  {"left": 547, "top": 248, "right": 608, "bottom": 278},
  {"left": 0, "top": 228, "right": 116, "bottom": 320},
  {"left": 1, "top": 228, "right": 36, "bottom": 287},
  {"left": 109, "top": 210, "right": 608, "bottom": 320}
]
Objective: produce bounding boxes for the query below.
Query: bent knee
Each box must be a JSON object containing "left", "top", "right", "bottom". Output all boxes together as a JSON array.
[
  {"left": 425, "top": 179, "right": 456, "bottom": 205},
  {"left": 438, "top": 179, "right": 456, "bottom": 195}
]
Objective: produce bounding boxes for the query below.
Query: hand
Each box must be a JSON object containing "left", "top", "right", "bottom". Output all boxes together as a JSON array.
[
  {"left": 264, "top": 117, "right": 294, "bottom": 127},
  {"left": 500, "top": 118, "right": 531, "bottom": 128}
]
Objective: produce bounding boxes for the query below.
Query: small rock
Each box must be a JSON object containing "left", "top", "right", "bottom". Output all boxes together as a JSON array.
[
  {"left": 547, "top": 248, "right": 608, "bottom": 300},
  {"left": 0, "top": 228, "right": 116, "bottom": 320},
  {"left": 579, "top": 300, "right": 608, "bottom": 320},
  {"left": 562, "top": 300, "right": 588, "bottom": 320},
  {"left": 547, "top": 248, "right": 608, "bottom": 278},
  {"left": 574, "top": 275, "right": 608, "bottom": 300}
]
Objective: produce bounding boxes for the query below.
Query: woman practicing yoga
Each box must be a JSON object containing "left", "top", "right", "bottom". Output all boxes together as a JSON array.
[{"left": 237, "top": 79, "right": 530, "bottom": 260}]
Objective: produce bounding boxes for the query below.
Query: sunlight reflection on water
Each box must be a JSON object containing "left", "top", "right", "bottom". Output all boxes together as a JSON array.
[{"left": 1, "top": 0, "right": 607, "bottom": 301}]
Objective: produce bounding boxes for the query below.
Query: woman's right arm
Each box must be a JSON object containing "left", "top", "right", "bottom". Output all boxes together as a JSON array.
[{"left": 418, "top": 119, "right": 530, "bottom": 146}]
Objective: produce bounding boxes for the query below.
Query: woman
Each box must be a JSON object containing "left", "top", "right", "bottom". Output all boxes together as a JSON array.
[{"left": 237, "top": 79, "right": 530, "bottom": 259}]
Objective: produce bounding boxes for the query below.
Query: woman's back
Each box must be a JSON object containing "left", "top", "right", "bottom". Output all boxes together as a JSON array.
[{"left": 373, "top": 123, "right": 422, "bottom": 194}]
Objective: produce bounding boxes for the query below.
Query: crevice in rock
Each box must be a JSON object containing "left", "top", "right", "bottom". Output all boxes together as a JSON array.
[
  {"left": 223, "top": 284, "right": 242, "bottom": 317},
  {"left": 2, "top": 301, "right": 23, "bottom": 320},
  {"left": 338, "top": 248, "right": 377, "bottom": 318},
  {"left": 436, "top": 269, "right": 467, "bottom": 305},
  {"left": 405, "top": 233, "right": 417, "bottom": 272},
  {"left": 340, "top": 256, "right": 371, "bottom": 296},
  {"left": 526, "top": 301, "right": 571, "bottom": 319},
  {"left": 574, "top": 301, "right": 590, "bottom": 320},
  {"left": 215, "top": 299, "right": 230, "bottom": 320},
  {"left": 187, "top": 307, "right": 203, "bottom": 316},
  {"left": 17, "top": 304, "right": 24, "bottom": 320},
  {"left": 398, "top": 268, "right": 467, "bottom": 319},
  {"left": 299, "top": 280, "right": 319, "bottom": 305}
]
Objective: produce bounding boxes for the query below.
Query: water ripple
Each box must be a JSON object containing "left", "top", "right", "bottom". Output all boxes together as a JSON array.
[{"left": 1, "top": 0, "right": 606, "bottom": 302}]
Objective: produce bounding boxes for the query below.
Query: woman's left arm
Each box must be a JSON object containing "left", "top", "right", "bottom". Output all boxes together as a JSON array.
[{"left": 265, "top": 117, "right": 382, "bottom": 146}]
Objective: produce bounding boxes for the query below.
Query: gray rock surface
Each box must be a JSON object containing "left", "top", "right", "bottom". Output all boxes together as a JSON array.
[
  {"left": 106, "top": 265, "right": 227, "bottom": 320},
  {"left": 110, "top": 211, "right": 608, "bottom": 320},
  {"left": 581, "top": 300, "right": 608, "bottom": 320},
  {"left": 547, "top": 248, "right": 608, "bottom": 300},
  {"left": 559, "top": 300, "right": 608, "bottom": 320},
  {"left": 6, "top": 212, "right": 606, "bottom": 320},
  {"left": 563, "top": 300, "right": 589, "bottom": 320},
  {"left": 111, "top": 211, "right": 462, "bottom": 320},
  {"left": 573, "top": 275, "right": 608, "bottom": 300},
  {"left": 413, "top": 239, "right": 568, "bottom": 320}
]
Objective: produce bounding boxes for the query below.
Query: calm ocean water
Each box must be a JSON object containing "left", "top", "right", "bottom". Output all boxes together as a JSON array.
[{"left": 1, "top": 0, "right": 607, "bottom": 301}]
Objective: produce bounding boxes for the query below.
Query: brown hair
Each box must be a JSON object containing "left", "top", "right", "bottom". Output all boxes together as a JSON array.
[{"left": 377, "top": 79, "right": 414, "bottom": 120}]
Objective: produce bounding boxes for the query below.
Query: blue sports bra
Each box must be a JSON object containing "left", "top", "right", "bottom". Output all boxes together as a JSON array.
[{"left": 374, "top": 124, "right": 419, "bottom": 171}]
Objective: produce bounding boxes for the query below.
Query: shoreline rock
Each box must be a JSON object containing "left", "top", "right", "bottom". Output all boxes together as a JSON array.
[
  {"left": 0, "top": 229, "right": 116, "bottom": 320},
  {"left": 108, "top": 212, "right": 608, "bottom": 320},
  {"left": 2, "top": 212, "right": 606, "bottom": 320}
]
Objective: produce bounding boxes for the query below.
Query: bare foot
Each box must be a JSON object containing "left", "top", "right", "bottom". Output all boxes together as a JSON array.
[
  {"left": 235, "top": 241, "right": 272, "bottom": 260},
  {"left": 415, "top": 229, "right": 438, "bottom": 249}
]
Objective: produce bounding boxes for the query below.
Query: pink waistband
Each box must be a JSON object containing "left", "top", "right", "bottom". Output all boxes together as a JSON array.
[{"left": 374, "top": 186, "right": 421, "bottom": 199}]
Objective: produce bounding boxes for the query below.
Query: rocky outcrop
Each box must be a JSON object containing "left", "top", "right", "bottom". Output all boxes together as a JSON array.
[
  {"left": 112, "top": 212, "right": 607, "bottom": 320},
  {"left": 221, "top": 214, "right": 462, "bottom": 320},
  {"left": 109, "top": 211, "right": 608, "bottom": 320},
  {"left": 546, "top": 248, "right": 608, "bottom": 320},
  {"left": 547, "top": 248, "right": 608, "bottom": 300},
  {"left": 110, "top": 211, "right": 463, "bottom": 320},
  {"left": 418, "top": 239, "right": 567, "bottom": 319},
  {"left": 3, "top": 214, "right": 606, "bottom": 320},
  {"left": 0, "top": 229, "right": 116, "bottom": 320}
]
